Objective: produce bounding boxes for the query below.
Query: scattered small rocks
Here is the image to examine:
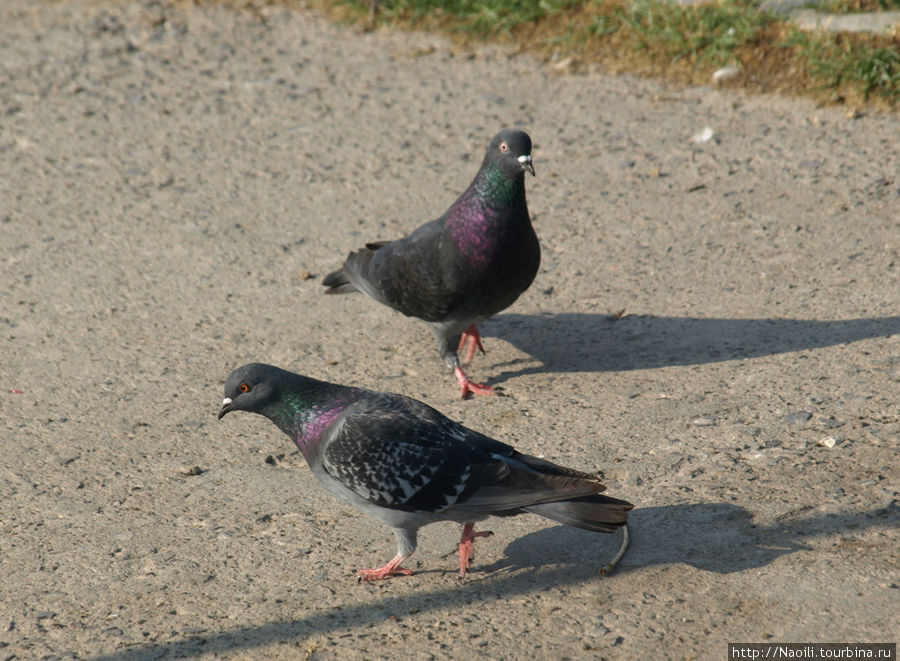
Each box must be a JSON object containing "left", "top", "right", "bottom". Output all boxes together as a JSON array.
[{"left": 181, "top": 465, "right": 205, "bottom": 476}]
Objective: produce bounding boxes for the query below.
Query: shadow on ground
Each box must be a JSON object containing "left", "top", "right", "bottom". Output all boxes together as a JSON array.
[
  {"left": 88, "top": 502, "right": 896, "bottom": 661},
  {"left": 494, "top": 502, "right": 896, "bottom": 575},
  {"left": 480, "top": 314, "right": 900, "bottom": 382}
]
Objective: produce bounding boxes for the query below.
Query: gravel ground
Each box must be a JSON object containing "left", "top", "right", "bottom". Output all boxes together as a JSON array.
[{"left": 1, "top": 1, "right": 897, "bottom": 659}]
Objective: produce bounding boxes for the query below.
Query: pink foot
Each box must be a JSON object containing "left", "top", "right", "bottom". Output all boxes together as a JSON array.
[
  {"left": 357, "top": 554, "right": 413, "bottom": 581},
  {"left": 454, "top": 366, "right": 495, "bottom": 399},
  {"left": 457, "top": 325, "right": 486, "bottom": 365},
  {"left": 458, "top": 523, "right": 493, "bottom": 578}
]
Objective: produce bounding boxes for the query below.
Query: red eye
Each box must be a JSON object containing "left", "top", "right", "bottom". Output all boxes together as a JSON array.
[
  {"left": 499, "top": 142, "right": 509, "bottom": 153},
  {"left": 239, "top": 383, "right": 250, "bottom": 393}
]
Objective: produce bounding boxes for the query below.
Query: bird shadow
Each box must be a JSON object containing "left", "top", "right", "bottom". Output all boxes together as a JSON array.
[
  {"left": 479, "top": 313, "right": 900, "bottom": 383},
  {"left": 85, "top": 501, "right": 896, "bottom": 661},
  {"left": 487, "top": 502, "right": 895, "bottom": 575}
]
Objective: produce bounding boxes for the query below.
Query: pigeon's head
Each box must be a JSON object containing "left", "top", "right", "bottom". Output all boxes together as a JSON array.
[
  {"left": 218, "top": 363, "right": 285, "bottom": 420},
  {"left": 484, "top": 129, "right": 535, "bottom": 177}
]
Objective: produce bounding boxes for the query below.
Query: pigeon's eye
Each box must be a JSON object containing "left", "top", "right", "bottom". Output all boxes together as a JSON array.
[
  {"left": 499, "top": 142, "right": 509, "bottom": 153},
  {"left": 239, "top": 383, "right": 251, "bottom": 393}
]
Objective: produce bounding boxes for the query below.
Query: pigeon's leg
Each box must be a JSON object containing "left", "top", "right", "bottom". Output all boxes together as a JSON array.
[
  {"left": 457, "top": 522, "right": 493, "bottom": 578},
  {"left": 457, "top": 325, "right": 486, "bottom": 365},
  {"left": 438, "top": 330, "right": 494, "bottom": 398},
  {"left": 358, "top": 528, "right": 416, "bottom": 581},
  {"left": 454, "top": 366, "right": 495, "bottom": 399},
  {"left": 357, "top": 553, "right": 414, "bottom": 581}
]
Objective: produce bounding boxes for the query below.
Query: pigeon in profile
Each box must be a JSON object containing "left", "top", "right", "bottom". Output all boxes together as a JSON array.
[
  {"left": 322, "top": 129, "right": 540, "bottom": 398},
  {"left": 218, "top": 363, "right": 633, "bottom": 580}
]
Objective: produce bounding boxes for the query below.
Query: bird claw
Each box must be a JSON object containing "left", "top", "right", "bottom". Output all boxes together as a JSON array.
[
  {"left": 357, "top": 553, "right": 414, "bottom": 581},
  {"left": 455, "top": 367, "right": 495, "bottom": 399},
  {"left": 458, "top": 525, "right": 493, "bottom": 578},
  {"left": 460, "top": 382, "right": 496, "bottom": 399},
  {"left": 357, "top": 566, "right": 414, "bottom": 581}
]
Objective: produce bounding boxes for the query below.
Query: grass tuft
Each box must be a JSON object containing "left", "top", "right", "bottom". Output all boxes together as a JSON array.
[
  {"left": 617, "top": 0, "right": 776, "bottom": 67},
  {"left": 362, "top": 0, "right": 584, "bottom": 35},
  {"left": 786, "top": 29, "right": 900, "bottom": 101}
]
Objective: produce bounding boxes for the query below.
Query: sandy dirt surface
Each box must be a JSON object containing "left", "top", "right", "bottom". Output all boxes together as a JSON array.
[{"left": 1, "top": 1, "right": 898, "bottom": 659}]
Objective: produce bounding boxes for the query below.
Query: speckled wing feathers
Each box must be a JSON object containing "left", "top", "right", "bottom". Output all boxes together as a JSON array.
[
  {"left": 319, "top": 393, "right": 609, "bottom": 516},
  {"left": 322, "top": 416, "right": 470, "bottom": 512}
]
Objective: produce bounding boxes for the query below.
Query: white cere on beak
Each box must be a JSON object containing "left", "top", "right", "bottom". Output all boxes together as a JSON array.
[
  {"left": 517, "top": 153, "right": 535, "bottom": 175},
  {"left": 222, "top": 397, "right": 233, "bottom": 406}
]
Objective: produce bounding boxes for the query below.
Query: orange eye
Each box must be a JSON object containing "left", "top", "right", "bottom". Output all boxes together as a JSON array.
[
  {"left": 239, "top": 383, "right": 251, "bottom": 393},
  {"left": 499, "top": 142, "right": 509, "bottom": 153}
]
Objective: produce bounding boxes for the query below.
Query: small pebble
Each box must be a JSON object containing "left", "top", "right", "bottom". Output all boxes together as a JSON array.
[
  {"left": 712, "top": 66, "right": 740, "bottom": 85},
  {"left": 784, "top": 411, "right": 812, "bottom": 424},
  {"left": 817, "top": 436, "right": 838, "bottom": 448},
  {"left": 691, "top": 127, "right": 715, "bottom": 144},
  {"left": 551, "top": 57, "right": 575, "bottom": 73},
  {"left": 692, "top": 416, "right": 716, "bottom": 427}
]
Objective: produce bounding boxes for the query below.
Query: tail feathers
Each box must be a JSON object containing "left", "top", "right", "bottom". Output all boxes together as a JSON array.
[
  {"left": 323, "top": 241, "right": 391, "bottom": 295},
  {"left": 524, "top": 494, "right": 633, "bottom": 533},
  {"left": 322, "top": 268, "right": 358, "bottom": 294}
]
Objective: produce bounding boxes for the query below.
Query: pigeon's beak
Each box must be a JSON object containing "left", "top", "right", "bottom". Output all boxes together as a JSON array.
[
  {"left": 518, "top": 154, "right": 535, "bottom": 176},
  {"left": 218, "top": 397, "right": 233, "bottom": 420}
]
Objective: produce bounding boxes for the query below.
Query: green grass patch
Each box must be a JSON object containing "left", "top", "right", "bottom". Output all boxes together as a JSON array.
[
  {"left": 615, "top": 0, "right": 775, "bottom": 67},
  {"left": 786, "top": 29, "right": 900, "bottom": 101},
  {"left": 330, "top": 0, "right": 900, "bottom": 109},
  {"left": 355, "top": 0, "right": 585, "bottom": 36}
]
